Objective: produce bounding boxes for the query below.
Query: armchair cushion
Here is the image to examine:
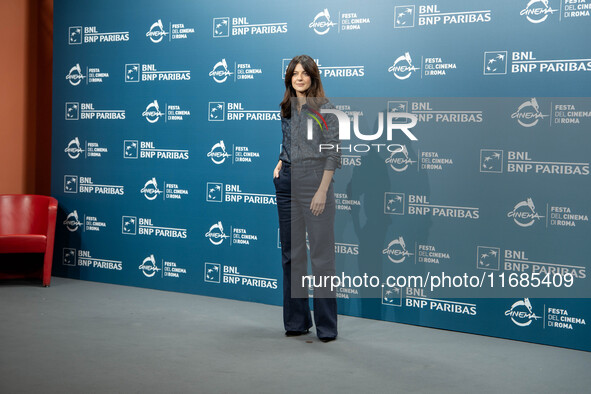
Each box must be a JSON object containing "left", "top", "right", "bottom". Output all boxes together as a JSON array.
[
  {"left": 0, "top": 194, "right": 58, "bottom": 286},
  {"left": 0, "top": 235, "right": 47, "bottom": 253}
]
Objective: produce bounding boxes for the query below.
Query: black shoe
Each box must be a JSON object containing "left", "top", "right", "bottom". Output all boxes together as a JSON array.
[
  {"left": 319, "top": 336, "right": 336, "bottom": 343},
  {"left": 285, "top": 329, "right": 310, "bottom": 337}
]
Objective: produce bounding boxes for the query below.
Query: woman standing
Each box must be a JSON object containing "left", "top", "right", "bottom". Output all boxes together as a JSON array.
[{"left": 273, "top": 55, "right": 340, "bottom": 342}]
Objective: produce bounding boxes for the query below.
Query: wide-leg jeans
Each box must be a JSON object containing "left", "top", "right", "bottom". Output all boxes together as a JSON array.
[{"left": 274, "top": 162, "right": 338, "bottom": 339}]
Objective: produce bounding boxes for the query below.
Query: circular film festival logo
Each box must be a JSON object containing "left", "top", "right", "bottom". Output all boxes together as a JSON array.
[
  {"left": 63, "top": 210, "right": 83, "bottom": 232},
  {"left": 65, "top": 137, "right": 84, "bottom": 159},
  {"left": 139, "top": 255, "right": 161, "bottom": 277},
  {"left": 209, "top": 59, "right": 233, "bottom": 83},
  {"left": 507, "top": 198, "right": 544, "bottom": 227},
  {"left": 388, "top": 52, "right": 419, "bottom": 80},
  {"left": 385, "top": 145, "right": 415, "bottom": 172},
  {"left": 205, "top": 221, "right": 230, "bottom": 245},
  {"left": 66, "top": 64, "right": 85, "bottom": 86},
  {"left": 141, "top": 178, "right": 163, "bottom": 200},
  {"left": 511, "top": 98, "right": 548, "bottom": 127},
  {"left": 208, "top": 141, "right": 231, "bottom": 164},
  {"left": 520, "top": 0, "right": 558, "bottom": 24},
  {"left": 146, "top": 19, "right": 168, "bottom": 43},
  {"left": 309, "top": 9, "right": 337, "bottom": 35},
  {"left": 382, "top": 236, "right": 413, "bottom": 263},
  {"left": 505, "top": 298, "right": 542, "bottom": 326},
  {"left": 143, "top": 100, "right": 164, "bottom": 123}
]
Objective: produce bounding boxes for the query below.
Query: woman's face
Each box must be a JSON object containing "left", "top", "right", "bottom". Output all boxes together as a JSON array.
[{"left": 291, "top": 63, "right": 311, "bottom": 96}]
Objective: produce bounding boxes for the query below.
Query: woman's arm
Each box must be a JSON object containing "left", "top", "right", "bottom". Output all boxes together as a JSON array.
[{"left": 310, "top": 170, "right": 334, "bottom": 216}]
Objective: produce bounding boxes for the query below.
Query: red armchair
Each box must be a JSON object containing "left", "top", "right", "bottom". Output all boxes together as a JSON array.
[{"left": 0, "top": 194, "right": 58, "bottom": 286}]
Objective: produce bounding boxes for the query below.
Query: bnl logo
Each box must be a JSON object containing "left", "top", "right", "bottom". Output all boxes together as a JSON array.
[
  {"left": 122, "top": 216, "right": 137, "bottom": 235},
  {"left": 382, "top": 286, "right": 402, "bottom": 307},
  {"left": 63, "top": 248, "right": 77, "bottom": 266},
  {"left": 208, "top": 102, "right": 225, "bottom": 121},
  {"left": 394, "top": 6, "right": 415, "bottom": 28},
  {"left": 125, "top": 64, "right": 140, "bottom": 82},
  {"left": 213, "top": 18, "right": 230, "bottom": 37},
  {"left": 206, "top": 183, "right": 223, "bottom": 202},
  {"left": 384, "top": 192, "right": 405, "bottom": 215},
  {"left": 483, "top": 51, "right": 508, "bottom": 75},
  {"left": 64, "top": 175, "right": 78, "bottom": 193},
  {"left": 477, "top": 246, "right": 500, "bottom": 271},
  {"left": 204, "top": 263, "right": 221, "bottom": 283},
  {"left": 69, "top": 26, "right": 82, "bottom": 44},
  {"left": 388, "top": 101, "right": 410, "bottom": 123},
  {"left": 123, "top": 140, "right": 138, "bottom": 159},
  {"left": 65, "top": 103, "right": 79, "bottom": 120},
  {"left": 480, "top": 149, "right": 503, "bottom": 173}
]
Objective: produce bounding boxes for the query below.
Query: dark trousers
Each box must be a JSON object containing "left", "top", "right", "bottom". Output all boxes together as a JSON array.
[{"left": 274, "top": 163, "right": 338, "bottom": 339}]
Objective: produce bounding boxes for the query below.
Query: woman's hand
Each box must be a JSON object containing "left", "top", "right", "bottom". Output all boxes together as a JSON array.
[
  {"left": 310, "top": 189, "right": 327, "bottom": 216},
  {"left": 273, "top": 160, "right": 282, "bottom": 179},
  {"left": 310, "top": 169, "right": 334, "bottom": 216}
]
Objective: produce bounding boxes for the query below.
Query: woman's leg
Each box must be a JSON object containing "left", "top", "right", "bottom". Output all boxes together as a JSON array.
[
  {"left": 292, "top": 167, "right": 338, "bottom": 339},
  {"left": 275, "top": 165, "right": 312, "bottom": 332}
]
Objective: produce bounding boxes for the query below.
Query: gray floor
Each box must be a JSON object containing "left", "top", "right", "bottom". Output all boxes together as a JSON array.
[{"left": 1, "top": 277, "right": 589, "bottom": 394}]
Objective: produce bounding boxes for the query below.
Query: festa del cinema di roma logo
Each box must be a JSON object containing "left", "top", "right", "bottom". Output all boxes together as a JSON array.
[
  {"left": 138, "top": 255, "right": 161, "bottom": 277},
  {"left": 388, "top": 52, "right": 420, "bottom": 80},
  {"left": 63, "top": 210, "right": 83, "bottom": 232},
  {"left": 511, "top": 98, "right": 549, "bottom": 127},
  {"left": 309, "top": 9, "right": 337, "bottom": 35},
  {"left": 505, "top": 298, "right": 542, "bottom": 327},
  {"left": 507, "top": 198, "right": 545, "bottom": 227},
  {"left": 520, "top": 0, "right": 558, "bottom": 24},
  {"left": 143, "top": 100, "right": 164, "bottom": 123},
  {"left": 146, "top": 20, "right": 168, "bottom": 43},
  {"left": 382, "top": 236, "right": 414, "bottom": 263},
  {"left": 209, "top": 59, "right": 233, "bottom": 83},
  {"left": 66, "top": 64, "right": 85, "bottom": 85}
]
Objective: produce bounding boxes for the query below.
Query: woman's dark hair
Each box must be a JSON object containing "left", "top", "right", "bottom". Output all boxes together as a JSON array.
[{"left": 280, "top": 55, "right": 326, "bottom": 118}]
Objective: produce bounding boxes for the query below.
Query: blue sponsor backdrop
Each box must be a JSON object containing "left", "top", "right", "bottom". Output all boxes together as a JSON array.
[{"left": 52, "top": 0, "right": 591, "bottom": 351}]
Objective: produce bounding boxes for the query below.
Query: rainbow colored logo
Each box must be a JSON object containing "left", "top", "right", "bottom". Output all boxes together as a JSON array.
[{"left": 307, "top": 108, "right": 328, "bottom": 131}]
